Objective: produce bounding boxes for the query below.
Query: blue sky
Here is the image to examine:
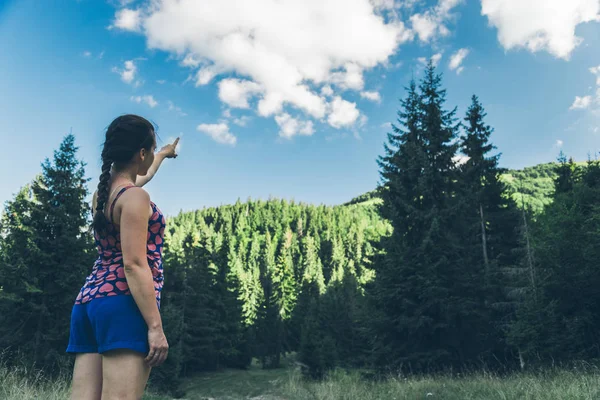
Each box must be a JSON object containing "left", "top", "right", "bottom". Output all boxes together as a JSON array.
[{"left": 1, "top": 0, "right": 599, "bottom": 216}]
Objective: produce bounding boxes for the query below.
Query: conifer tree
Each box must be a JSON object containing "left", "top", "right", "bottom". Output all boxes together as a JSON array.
[
  {"left": 374, "top": 63, "right": 475, "bottom": 370},
  {"left": 0, "top": 134, "right": 93, "bottom": 371}
]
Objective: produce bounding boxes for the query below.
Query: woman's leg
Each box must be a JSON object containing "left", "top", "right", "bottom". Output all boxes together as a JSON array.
[
  {"left": 71, "top": 353, "right": 103, "bottom": 400},
  {"left": 101, "top": 349, "right": 151, "bottom": 400}
]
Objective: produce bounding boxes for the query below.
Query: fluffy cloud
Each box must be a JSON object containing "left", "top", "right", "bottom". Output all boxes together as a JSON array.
[
  {"left": 555, "top": 139, "right": 564, "bottom": 148},
  {"left": 328, "top": 96, "right": 360, "bottom": 128},
  {"left": 410, "top": 0, "right": 463, "bottom": 42},
  {"left": 570, "top": 96, "right": 592, "bottom": 110},
  {"left": 223, "top": 109, "right": 252, "bottom": 127},
  {"left": 321, "top": 85, "right": 334, "bottom": 97},
  {"left": 370, "top": 0, "right": 396, "bottom": 11},
  {"left": 112, "top": 60, "right": 137, "bottom": 85},
  {"left": 82, "top": 51, "right": 92, "bottom": 58},
  {"left": 449, "top": 48, "right": 469, "bottom": 74},
  {"left": 111, "top": 0, "right": 410, "bottom": 133},
  {"left": 570, "top": 65, "right": 600, "bottom": 111},
  {"left": 275, "top": 113, "right": 315, "bottom": 139},
  {"left": 218, "top": 79, "right": 263, "bottom": 109},
  {"left": 360, "top": 91, "right": 382, "bottom": 102},
  {"left": 233, "top": 116, "right": 251, "bottom": 127},
  {"left": 197, "top": 123, "right": 237, "bottom": 145},
  {"left": 418, "top": 53, "right": 443, "bottom": 67},
  {"left": 481, "top": 0, "right": 600, "bottom": 59},
  {"left": 590, "top": 65, "right": 600, "bottom": 85},
  {"left": 330, "top": 63, "right": 365, "bottom": 91},
  {"left": 110, "top": 8, "right": 142, "bottom": 31},
  {"left": 130, "top": 95, "right": 158, "bottom": 108}
]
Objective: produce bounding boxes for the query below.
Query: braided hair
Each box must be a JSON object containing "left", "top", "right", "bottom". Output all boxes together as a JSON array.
[{"left": 92, "top": 114, "right": 156, "bottom": 233}]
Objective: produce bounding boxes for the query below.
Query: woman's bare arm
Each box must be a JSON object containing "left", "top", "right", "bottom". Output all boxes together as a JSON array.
[
  {"left": 119, "top": 188, "right": 168, "bottom": 366},
  {"left": 135, "top": 138, "right": 179, "bottom": 187}
]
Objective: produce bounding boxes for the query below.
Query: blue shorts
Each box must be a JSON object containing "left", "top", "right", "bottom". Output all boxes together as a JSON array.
[{"left": 66, "top": 295, "right": 150, "bottom": 355}]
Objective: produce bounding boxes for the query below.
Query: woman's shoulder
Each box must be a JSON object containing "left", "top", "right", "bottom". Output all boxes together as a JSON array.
[{"left": 120, "top": 186, "right": 151, "bottom": 205}]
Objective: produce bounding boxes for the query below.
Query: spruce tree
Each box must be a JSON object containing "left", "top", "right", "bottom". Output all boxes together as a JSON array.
[
  {"left": 0, "top": 134, "right": 93, "bottom": 371},
  {"left": 509, "top": 161, "right": 600, "bottom": 364},
  {"left": 373, "top": 63, "right": 473, "bottom": 371},
  {"left": 458, "top": 95, "right": 522, "bottom": 363}
]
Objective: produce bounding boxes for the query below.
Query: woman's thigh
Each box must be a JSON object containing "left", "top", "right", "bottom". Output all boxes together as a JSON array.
[
  {"left": 71, "top": 353, "right": 103, "bottom": 400},
  {"left": 101, "top": 349, "right": 151, "bottom": 400}
]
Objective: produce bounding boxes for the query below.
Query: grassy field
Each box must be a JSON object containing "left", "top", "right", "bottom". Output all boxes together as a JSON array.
[{"left": 3, "top": 359, "right": 600, "bottom": 400}]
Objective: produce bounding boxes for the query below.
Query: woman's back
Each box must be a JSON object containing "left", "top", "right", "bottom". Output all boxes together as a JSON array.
[{"left": 75, "top": 185, "right": 166, "bottom": 307}]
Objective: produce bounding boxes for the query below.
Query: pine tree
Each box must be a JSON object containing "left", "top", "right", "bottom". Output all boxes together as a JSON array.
[
  {"left": 0, "top": 134, "right": 94, "bottom": 371},
  {"left": 181, "top": 230, "right": 221, "bottom": 372},
  {"left": 458, "top": 95, "right": 522, "bottom": 363},
  {"left": 373, "top": 63, "right": 474, "bottom": 371},
  {"left": 266, "top": 229, "right": 297, "bottom": 367},
  {"left": 509, "top": 161, "right": 600, "bottom": 364}
]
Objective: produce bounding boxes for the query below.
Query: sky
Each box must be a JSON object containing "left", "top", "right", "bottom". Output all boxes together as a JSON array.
[{"left": 0, "top": 0, "right": 599, "bottom": 216}]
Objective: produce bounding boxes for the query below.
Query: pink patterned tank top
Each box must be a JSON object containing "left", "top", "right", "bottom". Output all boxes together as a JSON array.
[{"left": 75, "top": 185, "right": 166, "bottom": 307}]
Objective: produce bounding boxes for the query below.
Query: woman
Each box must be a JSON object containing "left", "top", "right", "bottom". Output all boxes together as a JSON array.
[{"left": 67, "top": 114, "right": 179, "bottom": 400}]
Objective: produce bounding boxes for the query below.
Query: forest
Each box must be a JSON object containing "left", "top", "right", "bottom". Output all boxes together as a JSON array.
[{"left": 1, "top": 63, "right": 599, "bottom": 397}]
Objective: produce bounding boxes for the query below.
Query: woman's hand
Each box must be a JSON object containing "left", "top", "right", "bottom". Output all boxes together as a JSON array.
[
  {"left": 145, "top": 326, "right": 169, "bottom": 367},
  {"left": 159, "top": 137, "right": 180, "bottom": 159}
]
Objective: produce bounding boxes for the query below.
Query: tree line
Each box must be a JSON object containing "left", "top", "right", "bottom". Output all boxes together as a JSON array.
[{"left": 1, "top": 62, "right": 599, "bottom": 395}]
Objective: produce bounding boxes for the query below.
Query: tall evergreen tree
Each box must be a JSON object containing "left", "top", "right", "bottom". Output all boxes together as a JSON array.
[
  {"left": 509, "top": 161, "right": 600, "bottom": 365},
  {"left": 458, "top": 95, "right": 522, "bottom": 365},
  {"left": 0, "top": 134, "right": 93, "bottom": 371},
  {"left": 373, "top": 63, "right": 480, "bottom": 371}
]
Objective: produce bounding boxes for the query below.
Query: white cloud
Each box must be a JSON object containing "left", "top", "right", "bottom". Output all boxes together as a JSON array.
[
  {"left": 197, "top": 122, "right": 237, "bottom": 145},
  {"left": 370, "top": 0, "right": 396, "bottom": 11},
  {"left": 328, "top": 96, "right": 360, "bottom": 128},
  {"left": 418, "top": 53, "right": 443, "bottom": 67},
  {"left": 110, "top": 8, "right": 142, "bottom": 32},
  {"left": 571, "top": 65, "right": 600, "bottom": 111},
  {"left": 275, "top": 113, "right": 315, "bottom": 139},
  {"left": 118, "top": 0, "right": 411, "bottom": 133},
  {"left": 156, "top": 79, "right": 166, "bottom": 84},
  {"left": 181, "top": 54, "right": 201, "bottom": 68},
  {"left": 590, "top": 65, "right": 600, "bottom": 85},
  {"left": 481, "top": 0, "right": 600, "bottom": 59},
  {"left": 130, "top": 95, "right": 158, "bottom": 108},
  {"left": 233, "top": 116, "right": 251, "bottom": 127},
  {"left": 555, "top": 139, "right": 564, "bottom": 148},
  {"left": 449, "top": 48, "right": 469, "bottom": 73},
  {"left": 570, "top": 96, "right": 592, "bottom": 110},
  {"left": 194, "top": 66, "right": 223, "bottom": 86},
  {"left": 330, "top": 63, "right": 365, "bottom": 91},
  {"left": 112, "top": 60, "right": 137, "bottom": 84},
  {"left": 360, "top": 91, "right": 382, "bottom": 102},
  {"left": 218, "top": 79, "right": 263, "bottom": 109},
  {"left": 167, "top": 100, "right": 187, "bottom": 116},
  {"left": 321, "top": 85, "right": 334, "bottom": 97},
  {"left": 222, "top": 109, "right": 251, "bottom": 126},
  {"left": 410, "top": 0, "right": 463, "bottom": 42},
  {"left": 82, "top": 51, "right": 92, "bottom": 58},
  {"left": 98, "top": 51, "right": 105, "bottom": 59}
]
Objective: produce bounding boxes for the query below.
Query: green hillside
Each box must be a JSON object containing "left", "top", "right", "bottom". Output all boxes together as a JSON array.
[
  {"left": 500, "top": 162, "right": 558, "bottom": 214},
  {"left": 346, "top": 162, "right": 566, "bottom": 214}
]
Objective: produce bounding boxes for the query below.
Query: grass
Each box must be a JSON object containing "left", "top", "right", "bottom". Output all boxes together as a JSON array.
[
  {"left": 3, "top": 358, "right": 600, "bottom": 400},
  {"left": 0, "top": 359, "right": 166, "bottom": 400}
]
